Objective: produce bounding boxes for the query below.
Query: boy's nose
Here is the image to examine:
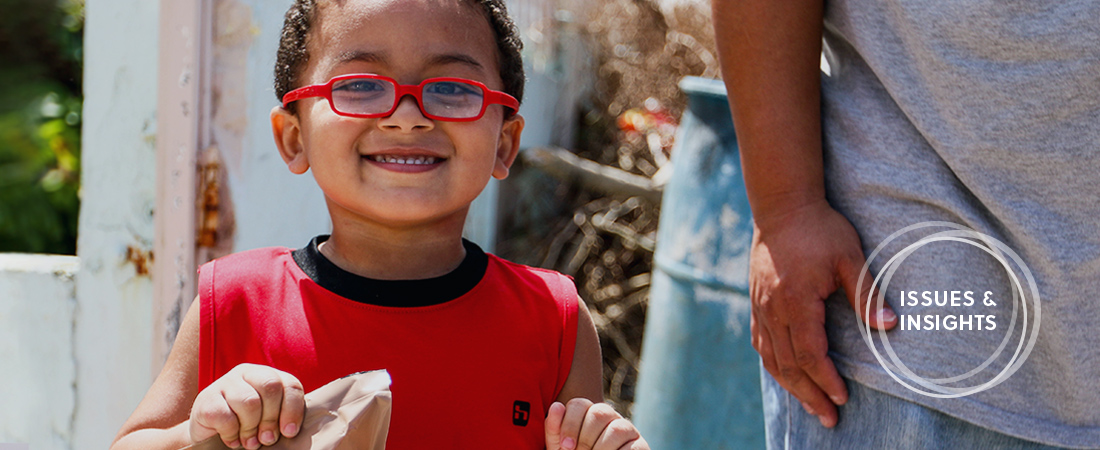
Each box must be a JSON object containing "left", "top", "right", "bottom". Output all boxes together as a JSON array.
[{"left": 378, "top": 95, "right": 434, "bottom": 132}]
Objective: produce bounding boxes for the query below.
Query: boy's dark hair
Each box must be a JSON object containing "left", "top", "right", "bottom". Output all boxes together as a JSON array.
[{"left": 274, "top": 0, "right": 525, "bottom": 116}]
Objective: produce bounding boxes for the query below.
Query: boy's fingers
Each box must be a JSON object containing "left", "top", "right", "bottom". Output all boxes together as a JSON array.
[
  {"left": 222, "top": 377, "right": 265, "bottom": 449},
  {"left": 191, "top": 394, "right": 243, "bottom": 448},
  {"left": 838, "top": 255, "right": 897, "bottom": 330},
  {"left": 242, "top": 369, "right": 287, "bottom": 446},
  {"left": 576, "top": 403, "right": 620, "bottom": 450},
  {"left": 278, "top": 372, "right": 306, "bottom": 438},
  {"left": 544, "top": 402, "right": 567, "bottom": 450},
  {"left": 620, "top": 437, "right": 650, "bottom": 450},
  {"left": 559, "top": 398, "right": 593, "bottom": 450},
  {"left": 592, "top": 418, "right": 640, "bottom": 450}
]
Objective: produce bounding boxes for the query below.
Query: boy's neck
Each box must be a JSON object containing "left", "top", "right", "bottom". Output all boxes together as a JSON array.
[{"left": 319, "top": 216, "right": 469, "bottom": 281}]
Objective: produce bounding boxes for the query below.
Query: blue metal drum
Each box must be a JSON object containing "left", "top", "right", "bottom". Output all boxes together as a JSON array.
[{"left": 633, "top": 77, "right": 764, "bottom": 449}]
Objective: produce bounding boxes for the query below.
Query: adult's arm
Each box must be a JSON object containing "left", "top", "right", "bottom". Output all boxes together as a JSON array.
[{"left": 711, "top": 0, "right": 896, "bottom": 427}]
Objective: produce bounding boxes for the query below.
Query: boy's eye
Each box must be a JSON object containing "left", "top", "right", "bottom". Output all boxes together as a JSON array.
[
  {"left": 334, "top": 79, "right": 388, "bottom": 93},
  {"left": 425, "top": 81, "right": 481, "bottom": 97}
]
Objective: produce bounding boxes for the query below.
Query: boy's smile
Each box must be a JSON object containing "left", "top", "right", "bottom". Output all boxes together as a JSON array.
[
  {"left": 271, "top": 0, "right": 523, "bottom": 234},
  {"left": 363, "top": 145, "right": 446, "bottom": 173}
]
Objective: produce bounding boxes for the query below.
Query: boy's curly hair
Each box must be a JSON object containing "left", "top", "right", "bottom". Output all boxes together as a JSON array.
[{"left": 274, "top": 0, "right": 525, "bottom": 116}]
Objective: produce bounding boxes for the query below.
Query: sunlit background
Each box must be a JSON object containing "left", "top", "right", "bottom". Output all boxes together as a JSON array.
[
  {"left": 0, "top": 0, "right": 728, "bottom": 447},
  {"left": 0, "top": 0, "right": 84, "bottom": 254}
]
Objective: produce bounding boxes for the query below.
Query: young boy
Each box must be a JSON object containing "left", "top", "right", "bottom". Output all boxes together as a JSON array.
[{"left": 112, "top": 0, "right": 649, "bottom": 449}]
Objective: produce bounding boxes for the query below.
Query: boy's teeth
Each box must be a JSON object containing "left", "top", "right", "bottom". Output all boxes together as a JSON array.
[{"left": 372, "top": 155, "right": 437, "bottom": 165}]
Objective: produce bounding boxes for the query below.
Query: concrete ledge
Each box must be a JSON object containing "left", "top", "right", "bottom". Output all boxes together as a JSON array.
[
  {"left": 0, "top": 254, "right": 80, "bottom": 449},
  {"left": 0, "top": 253, "right": 80, "bottom": 274}
]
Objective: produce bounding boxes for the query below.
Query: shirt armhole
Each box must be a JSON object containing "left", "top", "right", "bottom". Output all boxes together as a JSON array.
[
  {"left": 553, "top": 273, "right": 580, "bottom": 399},
  {"left": 197, "top": 259, "right": 217, "bottom": 391}
]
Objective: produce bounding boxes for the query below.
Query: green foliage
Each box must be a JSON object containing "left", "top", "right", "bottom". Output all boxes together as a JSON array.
[{"left": 0, "top": 0, "right": 83, "bottom": 254}]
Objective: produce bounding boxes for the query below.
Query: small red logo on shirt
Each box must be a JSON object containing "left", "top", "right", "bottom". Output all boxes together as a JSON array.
[{"left": 513, "top": 400, "right": 531, "bottom": 426}]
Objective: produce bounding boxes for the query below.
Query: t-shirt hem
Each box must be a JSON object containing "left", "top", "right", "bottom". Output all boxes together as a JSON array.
[{"left": 833, "top": 355, "right": 1100, "bottom": 449}]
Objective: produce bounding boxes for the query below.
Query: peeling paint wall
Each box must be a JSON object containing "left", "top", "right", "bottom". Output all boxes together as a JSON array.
[
  {"left": 73, "top": 0, "right": 160, "bottom": 447},
  {"left": 0, "top": 255, "right": 78, "bottom": 449},
  {"left": 219, "top": 0, "right": 332, "bottom": 254}
]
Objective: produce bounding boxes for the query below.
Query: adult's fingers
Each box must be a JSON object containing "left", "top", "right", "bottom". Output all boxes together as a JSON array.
[
  {"left": 786, "top": 297, "right": 848, "bottom": 407},
  {"left": 763, "top": 314, "right": 838, "bottom": 427},
  {"left": 276, "top": 372, "right": 306, "bottom": 440},
  {"left": 576, "top": 403, "right": 620, "bottom": 450},
  {"left": 837, "top": 254, "right": 897, "bottom": 330},
  {"left": 544, "top": 401, "right": 567, "bottom": 450},
  {"left": 752, "top": 309, "right": 779, "bottom": 378}
]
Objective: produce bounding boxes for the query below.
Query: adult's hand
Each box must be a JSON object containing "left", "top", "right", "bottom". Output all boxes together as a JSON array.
[{"left": 750, "top": 200, "right": 896, "bottom": 427}]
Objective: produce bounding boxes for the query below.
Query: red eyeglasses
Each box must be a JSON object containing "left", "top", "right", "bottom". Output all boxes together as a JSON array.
[{"left": 281, "top": 74, "right": 520, "bottom": 122}]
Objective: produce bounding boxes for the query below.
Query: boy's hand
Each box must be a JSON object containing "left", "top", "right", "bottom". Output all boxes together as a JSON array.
[
  {"left": 545, "top": 399, "right": 650, "bottom": 450},
  {"left": 189, "top": 363, "right": 305, "bottom": 449}
]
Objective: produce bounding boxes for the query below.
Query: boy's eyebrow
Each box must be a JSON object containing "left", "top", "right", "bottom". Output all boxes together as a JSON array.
[
  {"left": 336, "top": 50, "right": 384, "bottom": 65},
  {"left": 426, "top": 53, "right": 485, "bottom": 71},
  {"left": 333, "top": 50, "right": 485, "bottom": 72}
]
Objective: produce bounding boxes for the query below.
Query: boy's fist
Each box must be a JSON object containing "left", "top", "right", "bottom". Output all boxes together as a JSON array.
[
  {"left": 189, "top": 364, "right": 305, "bottom": 449},
  {"left": 545, "top": 399, "right": 650, "bottom": 450}
]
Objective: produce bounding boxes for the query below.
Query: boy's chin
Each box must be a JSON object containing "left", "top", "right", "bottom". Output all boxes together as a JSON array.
[{"left": 329, "top": 202, "right": 473, "bottom": 231}]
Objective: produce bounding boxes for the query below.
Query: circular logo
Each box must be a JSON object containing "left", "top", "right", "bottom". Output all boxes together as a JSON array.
[{"left": 855, "top": 221, "right": 1041, "bottom": 398}]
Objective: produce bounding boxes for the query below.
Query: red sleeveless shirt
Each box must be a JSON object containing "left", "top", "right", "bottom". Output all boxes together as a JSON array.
[{"left": 197, "top": 244, "right": 578, "bottom": 448}]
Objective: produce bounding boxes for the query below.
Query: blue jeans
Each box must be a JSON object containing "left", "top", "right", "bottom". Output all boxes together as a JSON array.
[{"left": 761, "top": 367, "right": 1068, "bottom": 449}]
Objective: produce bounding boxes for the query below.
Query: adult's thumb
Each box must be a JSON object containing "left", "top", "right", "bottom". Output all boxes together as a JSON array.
[{"left": 838, "top": 254, "right": 897, "bottom": 330}]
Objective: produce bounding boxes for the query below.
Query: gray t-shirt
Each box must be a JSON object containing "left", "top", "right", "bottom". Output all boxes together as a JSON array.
[{"left": 819, "top": 0, "right": 1099, "bottom": 447}]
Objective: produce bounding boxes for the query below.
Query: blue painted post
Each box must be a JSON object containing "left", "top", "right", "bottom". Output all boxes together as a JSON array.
[{"left": 633, "top": 77, "right": 764, "bottom": 449}]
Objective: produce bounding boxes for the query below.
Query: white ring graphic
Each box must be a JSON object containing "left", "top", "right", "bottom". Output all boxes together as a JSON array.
[{"left": 854, "top": 222, "right": 1041, "bottom": 398}]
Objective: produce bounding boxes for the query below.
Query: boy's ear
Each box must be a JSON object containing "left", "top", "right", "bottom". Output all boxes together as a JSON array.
[
  {"left": 271, "top": 106, "right": 310, "bottom": 175},
  {"left": 492, "top": 113, "right": 524, "bottom": 180}
]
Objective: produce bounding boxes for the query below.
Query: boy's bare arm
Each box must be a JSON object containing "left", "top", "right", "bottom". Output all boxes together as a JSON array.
[
  {"left": 555, "top": 298, "right": 603, "bottom": 404},
  {"left": 711, "top": 0, "right": 896, "bottom": 428},
  {"left": 112, "top": 297, "right": 305, "bottom": 450},
  {"left": 545, "top": 298, "right": 648, "bottom": 450}
]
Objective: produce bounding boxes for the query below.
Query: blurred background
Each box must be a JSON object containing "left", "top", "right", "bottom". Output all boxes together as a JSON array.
[
  {"left": 0, "top": 0, "right": 84, "bottom": 254},
  {"left": 0, "top": 0, "right": 734, "bottom": 448}
]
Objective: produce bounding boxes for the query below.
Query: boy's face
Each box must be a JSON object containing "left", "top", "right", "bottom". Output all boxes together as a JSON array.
[{"left": 271, "top": 0, "right": 523, "bottom": 228}]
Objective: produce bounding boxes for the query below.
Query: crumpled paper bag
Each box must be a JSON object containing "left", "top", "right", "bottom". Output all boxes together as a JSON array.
[{"left": 185, "top": 370, "right": 392, "bottom": 450}]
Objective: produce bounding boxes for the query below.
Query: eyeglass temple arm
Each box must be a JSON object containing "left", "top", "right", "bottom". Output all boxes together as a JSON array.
[
  {"left": 486, "top": 91, "right": 520, "bottom": 112},
  {"left": 281, "top": 85, "right": 328, "bottom": 108}
]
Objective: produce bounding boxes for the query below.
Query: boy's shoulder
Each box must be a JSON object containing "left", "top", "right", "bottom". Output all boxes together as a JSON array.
[
  {"left": 483, "top": 253, "right": 578, "bottom": 300},
  {"left": 201, "top": 245, "right": 293, "bottom": 270},
  {"left": 487, "top": 253, "right": 570, "bottom": 277},
  {"left": 198, "top": 246, "right": 297, "bottom": 290}
]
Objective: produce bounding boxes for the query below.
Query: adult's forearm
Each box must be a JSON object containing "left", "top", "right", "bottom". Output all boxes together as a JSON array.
[{"left": 711, "top": 0, "right": 826, "bottom": 225}]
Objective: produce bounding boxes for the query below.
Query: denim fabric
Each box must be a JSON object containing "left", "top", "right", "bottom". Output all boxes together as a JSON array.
[{"left": 761, "top": 367, "right": 1071, "bottom": 450}]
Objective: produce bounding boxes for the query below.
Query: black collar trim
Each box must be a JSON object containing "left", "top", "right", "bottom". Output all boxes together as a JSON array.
[{"left": 291, "top": 235, "right": 488, "bottom": 307}]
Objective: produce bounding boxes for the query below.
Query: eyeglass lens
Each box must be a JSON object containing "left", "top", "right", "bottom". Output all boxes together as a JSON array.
[{"left": 330, "top": 78, "right": 485, "bottom": 119}]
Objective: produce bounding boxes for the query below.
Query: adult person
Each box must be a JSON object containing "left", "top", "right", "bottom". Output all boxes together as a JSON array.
[{"left": 712, "top": 0, "right": 1099, "bottom": 447}]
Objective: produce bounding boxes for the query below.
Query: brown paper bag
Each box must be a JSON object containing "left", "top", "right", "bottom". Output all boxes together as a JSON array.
[{"left": 184, "top": 370, "right": 392, "bottom": 450}]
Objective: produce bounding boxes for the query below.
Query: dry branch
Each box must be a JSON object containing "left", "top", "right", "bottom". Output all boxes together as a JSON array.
[{"left": 521, "top": 146, "right": 664, "bottom": 204}]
